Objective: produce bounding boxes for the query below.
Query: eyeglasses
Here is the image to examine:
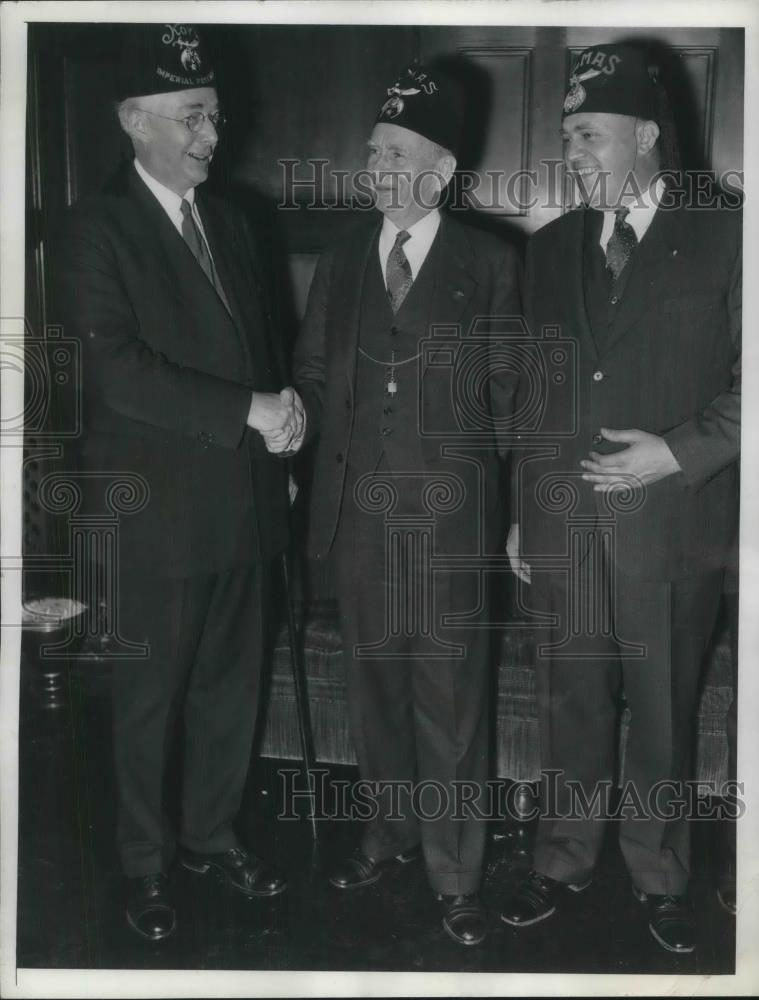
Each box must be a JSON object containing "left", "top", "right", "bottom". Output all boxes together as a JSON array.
[{"left": 136, "top": 108, "right": 227, "bottom": 133}]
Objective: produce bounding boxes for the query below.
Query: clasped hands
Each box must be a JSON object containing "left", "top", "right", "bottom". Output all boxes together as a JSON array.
[{"left": 247, "top": 387, "right": 306, "bottom": 455}]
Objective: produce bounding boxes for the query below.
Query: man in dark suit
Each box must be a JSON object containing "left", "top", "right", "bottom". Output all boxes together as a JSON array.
[
  {"left": 59, "top": 25, "right": 303, "bottom": 941},
  {"left": 502, "top": 44, "right": 741, "bottom": 954},
  {"left": 291, "top": 64, "right": 522, "bottom": 945}
]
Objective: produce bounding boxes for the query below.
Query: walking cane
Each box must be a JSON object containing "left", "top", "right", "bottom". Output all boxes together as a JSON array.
[{"left": 280, "top": 543, "right": 319, "bottom": 840}]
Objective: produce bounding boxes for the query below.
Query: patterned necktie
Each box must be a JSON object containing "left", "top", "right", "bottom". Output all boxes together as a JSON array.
[
  {"left": 386, "top": 229, "right": 413, "bottom": 313},
  {"left": 180, "top": 199, "right": 231, "bottom": 312},
  {"left": 605, "top": 207, "right": 638, "bottom": 281}
]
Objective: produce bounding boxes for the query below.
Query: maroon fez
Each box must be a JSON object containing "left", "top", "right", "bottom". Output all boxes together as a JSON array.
[
  {"left": 563, "top": 44, "right": 661, "bottom": 121},
  {"left": 116, "top": 23, "right": 215, "bottom": 101},
  {"left": 375, "top": 63, "right": 463, "bottom": 155}
]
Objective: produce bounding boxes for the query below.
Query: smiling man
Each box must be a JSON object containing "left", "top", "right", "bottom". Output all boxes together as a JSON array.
[
  {"left": 292, "top": 64, "right": 521, "bottom": 945},
  {"left": 59, "top": 24, "right": 301, "bottom": 941},
  {"left": 503, "top": 43, "right": 741, "bottom": 955}
]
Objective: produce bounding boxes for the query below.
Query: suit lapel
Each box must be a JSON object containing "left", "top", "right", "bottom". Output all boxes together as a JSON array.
[
  {"left": 568, "top": 208, "right": 599, "bottom": 361},
  {"left": 420, "top": 217, "right": 478, "bottom": 374},
  {"left": 602, "top": 202, "right": 686, "bottom": 353},
  {"left": 195, "top": 194, "right": 260, "bottom": 375},
  {"left": 125, "top": 169, "right": 262, "bottom": 382},
  {"left": 332, "top": 217, "right": 382, "bottom": 389}
]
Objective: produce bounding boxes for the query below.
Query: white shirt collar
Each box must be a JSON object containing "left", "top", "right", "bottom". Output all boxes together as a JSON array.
[
  {"left": 133, "top": 158, "right": 195, "bottom": 233},
  {"left": 599, "top": 176, "right": 666, "bottom": 252},
  {"left": 378, "top": 209, "right": 441, "bottom": 284}
]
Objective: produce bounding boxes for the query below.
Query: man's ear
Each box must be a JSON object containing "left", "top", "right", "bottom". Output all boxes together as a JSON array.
[
  {"left": 126, "top": 107, "right": 151, "bottom": 144},
  {"left": 436, "top": 154, "right": 457, "bottom": 188},
  {"left": 636, "top": 119, "right": 660, "bottom": 156}
]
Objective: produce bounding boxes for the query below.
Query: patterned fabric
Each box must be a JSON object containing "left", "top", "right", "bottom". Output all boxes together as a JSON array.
[
  {"left": 261, "top": 604, "right": 733, "bottom": 785},
  {"left": 605, "top": 207, "right": 638, "bottom": 280},
  {"left": 180, "top": 199, "right": 230, "bottom": 312},
  {"left": 385, "top": 229, "right": 413, "bottom": 312}
]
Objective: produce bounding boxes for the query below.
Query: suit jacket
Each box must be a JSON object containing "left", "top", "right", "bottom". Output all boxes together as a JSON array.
[
  {"left": 516, "top": 201, "right": 741, "bottom": 581},
  {"left": 294, "top": 212, "right": 523, "bottom": 559},
  {"left": 58, "top": 164, "right": 289, "bottom": 577}
]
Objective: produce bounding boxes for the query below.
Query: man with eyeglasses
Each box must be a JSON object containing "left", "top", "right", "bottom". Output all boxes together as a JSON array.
[{"left": 58, "top": 24, "right": 301, "bottom": 941}]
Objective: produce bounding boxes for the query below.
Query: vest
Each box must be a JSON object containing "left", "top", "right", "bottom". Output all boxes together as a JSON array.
[
  {"left": 350, "top": 231, "right": 442, "bottom": 474},
  {"left": 583, "top": 208, "right": 636, "bottom": 355}
]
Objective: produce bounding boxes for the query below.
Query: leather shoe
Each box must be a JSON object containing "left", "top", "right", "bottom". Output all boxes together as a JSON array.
[
  {"left": 126, "top": 872, "right": 175, "bottom": 941},
  {"left": 633, "top": 886, "right": 695, "bottom": 953},
  {"left": 181, "top": 845, "right": 286, "bottom": 897},
  {"left": 329, "top": 845, "right": 421, "bottom": 889},
  {"left": 500, "top": 869, "right": 591, "bottom": 927},
  {"left": 438, "top": 893, "right": 487, "bottom": 946}
]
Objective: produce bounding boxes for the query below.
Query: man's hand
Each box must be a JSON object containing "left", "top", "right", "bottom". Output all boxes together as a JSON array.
[
  {"left": 247, "top": 387, "right": 306, "bottom": 454},
  {"left": 580, "top": 428, "right": 682, "bottom": 492},
  {"left": 506, "top": 522, "right": 531, "bottom": 584}
]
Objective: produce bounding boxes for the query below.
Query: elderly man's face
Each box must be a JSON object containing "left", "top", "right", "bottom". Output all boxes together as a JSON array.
[
  {"left": 561, "top": 112, "right": 641, "bottom": 208},
  {"left": 134, "top": 87, "right": 219, "bottom": 196},
  {"left": 366, "top": 123, "right": 450, "bottom": 228}
]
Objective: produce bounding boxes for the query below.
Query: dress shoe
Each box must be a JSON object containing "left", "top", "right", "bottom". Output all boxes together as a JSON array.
[
  {"left": 438, "top": 893, "right": 488, "bottom": 946},
  {"left": 328, "top": 844, "right": 421, "bottom": 889},
  {"left": 181, "top": 845, "right": 286, "bottom": 897},
  {"left": 633, "top": 886, "right": 695, "bottom": 953},
  {"left": 126, "top": 872, "right": 175, "bottom": 941},
  {"left": 500, "top": 869, "right": 592, "bottom": 927},
  {"left": 717, "top": 854, "right": 737, "bottom": 915}
]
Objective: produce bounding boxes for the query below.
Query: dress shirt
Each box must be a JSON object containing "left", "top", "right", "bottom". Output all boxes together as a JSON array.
[
  {"left": 133, "top": 158, "right": 214, "bottom": 260},
  {"left": 378, "top": 209, "right": 441, "bottom": 287},
  {"left": 599, "top": 176, "right": 666, "bottom": 253}
]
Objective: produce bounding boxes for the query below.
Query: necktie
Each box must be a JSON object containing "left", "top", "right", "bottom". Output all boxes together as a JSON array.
[
  {"left": 386, "top": 230, "right": 413, "bottom": 313},
  {"left": 180, "top": 199, "right": 231, "bottom": 313},
  {"left": 605, "top": 207, "right": 638, "bottom": 281}
]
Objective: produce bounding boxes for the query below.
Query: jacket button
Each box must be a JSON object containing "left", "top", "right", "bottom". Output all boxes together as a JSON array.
[
  {"left": 610, "top": 295, "right": 619, "bottom": 305},
  {"left": 383, "top": 405, "right": 393, "bottom": 415},
  {"left": 382, "top": 427, "right": 392, "bottom": 437},
  {"left": 390, "top": 326, "right": 400, "bottom": 336},
  {"left": 336, "top": 453, "right": 344, "bottom": 463},
  {"left": 592, "top": 433, "right": 603, "bottom": 445},
  {"left": 198, "top": 431, "right": 207, "bottom": 442},
  {"left": 592, "top": 371, "right": 604, "bottom": 382}
]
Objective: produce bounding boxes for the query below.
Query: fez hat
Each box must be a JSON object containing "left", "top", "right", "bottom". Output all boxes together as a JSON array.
[
  {"left": 375, "top": 63, "right": 463, "bottom": 156},
  {"left": 116, "top": 23, "right": 215, "bottom": 101},
  {"left": 563, "top": 43, "right": 661, "bottom": 121}
]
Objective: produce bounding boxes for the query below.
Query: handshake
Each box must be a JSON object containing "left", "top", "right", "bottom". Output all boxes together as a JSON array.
[{"left": 247, "top": 387, "right": 306, "bottom": 455}]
